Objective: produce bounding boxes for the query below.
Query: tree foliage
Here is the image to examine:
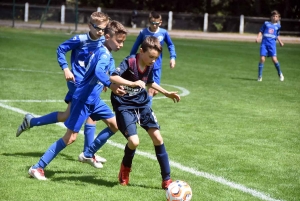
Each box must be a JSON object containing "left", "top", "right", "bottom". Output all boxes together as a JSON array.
[{"left": 7, "top": 0, "right": 300, "bottom": 18}]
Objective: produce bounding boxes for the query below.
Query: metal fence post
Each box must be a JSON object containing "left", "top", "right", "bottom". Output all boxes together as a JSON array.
[
  {"left": 24, "top": 2, "right": 29, "bottom": 22},
  {"left": 203, "top": 13, "right": 208, "bottom": 32},
  {"left": 61, "top": 5, "right": 65, "bottom": 24},
  {"left": 168, "top": 11, "right": 173, "bottom": 31},
  {"left": 239, "top": 15, "right": 244, "bottom": 34}
]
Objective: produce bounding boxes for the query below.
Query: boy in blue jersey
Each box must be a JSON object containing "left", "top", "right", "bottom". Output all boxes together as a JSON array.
[
  {"left": 130, "top": 11, "right": 176, "bottom": 106},
  {"left": 16, "top": 12, "right": 116, "bottom": 163},
  {"left": 111, "top": 36, "right": 180, "bottom": 189},
  {"left": 255, "top": 10, "right": 284, "bottom": 82},
  {"left": 27, "top": 20, "right": 128, "bottom": 180}
]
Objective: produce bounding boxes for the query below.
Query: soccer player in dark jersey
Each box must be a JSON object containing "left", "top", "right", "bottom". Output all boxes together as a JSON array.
[
  {"left": 110, "top": 36, "right": 180, "bottom": 189},
  {"left": 256, "top": 10, "right": 284, "bottom": 82},
  {"left": 27, "top": 20, "right": 127, "bottom": 180},
  {"left": 130, "top": 11, "right": 177, "bottom": 106}
]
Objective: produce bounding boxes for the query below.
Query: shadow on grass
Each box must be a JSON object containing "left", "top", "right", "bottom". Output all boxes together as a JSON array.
[
  {"left": 231, "top": 77, "right": 257, "bottom": 81},
  {"left": 51, "top": 175, "right": 118, "bottom": 187},
  {"left": 1, "top": 152, "right": 75, "bottom": 161}
]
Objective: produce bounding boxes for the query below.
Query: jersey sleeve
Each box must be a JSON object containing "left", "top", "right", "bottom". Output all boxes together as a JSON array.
[
  {"left": 129, "top": 30, "right": 144, "bottom": 55},
  {"left": 94, "top": 52, "right": 111, "bottom": 87},
  {"left": 56, "top": 35, "right": 81, "bottom": 70},
  {"left": 112, "top": 57, "right": 130, "bottom": 76},
  {"left": 259, "top": 22, "right": 267, "bottom": 33},
  {"left": 164, "top": 32, "right": 177, "bottom": 60}
]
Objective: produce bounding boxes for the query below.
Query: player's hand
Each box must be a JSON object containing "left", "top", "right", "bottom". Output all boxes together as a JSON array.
[
  {"left": 165, "top": 91, "right": 180, "bottom": 103},
  {"left": 103, "top": 86, "right": 108, "bottom": 92},
  {"left": 170, "top": 59, "right": 176, "bottom": 69},
  {"left": 280, "top": 42, "right": 284, "bottom": 47},
  {"left": 132, "top": 80, "right": 146, "bottom": 88},
  {"left": 63, "top": 68, "right": 75, "bottom": 82},
  {"left": 255, "top": 38, "right": 260, "bottom": 43},
  {"left": 110, "top": 83, "right": 126, "bottom": 96}
]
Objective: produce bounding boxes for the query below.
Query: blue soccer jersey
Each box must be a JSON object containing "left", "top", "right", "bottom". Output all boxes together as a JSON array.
[
  {"left": 57, "top": 33, "right": 105, "bottom": 85},
  {"left": 260, "top": 21, "right": 281, "bottom": 45},
  {"left": 72, "top": 45, "right": 113, "bottom": 105},
  {"left": 259, "top": 21, "right": 281, "bottom": 57},
  {"left": 130, "top": 27, "right": 176, "bottom": 70},
  {"left": 111, "top": 54, "right": 154, "bottom": 111}
]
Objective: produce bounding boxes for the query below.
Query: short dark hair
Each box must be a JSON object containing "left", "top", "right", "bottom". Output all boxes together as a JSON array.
[
  {"left": 271, "top": 10, "right": 280, "bottom": 17},
  {"left": 104, "top": 20, "right": 128, "bottom": 36},
  {"left": 149, "top": 11, "right": 162, "bottom": 20},
  {"left": 141, "top": 36, "right": 162, "bottom": 54}
]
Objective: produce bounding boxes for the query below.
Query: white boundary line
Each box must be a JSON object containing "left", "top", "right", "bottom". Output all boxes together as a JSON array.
[{"left": 0, "top": 102, "right": 284, "bottom": 201}]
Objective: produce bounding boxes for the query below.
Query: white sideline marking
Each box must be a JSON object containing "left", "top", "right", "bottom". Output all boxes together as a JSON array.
[
  {"left": 0, "top": 102, "right": 283, "bottom": 201},
  {"left": 0, "top": 68, "right": 62, "bottom": 74}
]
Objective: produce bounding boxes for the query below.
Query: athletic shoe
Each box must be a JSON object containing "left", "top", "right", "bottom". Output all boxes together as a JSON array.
[
  {"left": 16, "top": 113, "right": 34, "bottom": 137},
  {"left": 78, "top": 152, "right": 103, "bottom": 168},
  {"left": 118, "top": 163, "right": 131, "bottom": 186},
  {"left": 94, "top": 154, "right": 107, "bottom": 163},
  {"left": 257, "top": 77, "right": 262, "bottom": 82},
  {"left": 28, "top": 166, "right": 47, "bottom": 180},
  {"left": 162, "top": 179, "right": 173, "bottom": 190},
  {"left": 279, "top": 73, "right": 284, "bottom": 81}
]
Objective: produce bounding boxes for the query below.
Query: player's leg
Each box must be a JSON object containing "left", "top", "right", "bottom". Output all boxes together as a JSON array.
[
  {"left": 147, "top": 68, "right": 161, "bottom": 106},
  {"left": 258, "top": 44, "right": 267, "bottom": 81},
  {"left": 28, "top": 129, "right": 75, "bottom": 180},
  {"left": 16, "top": 91, "right": 72, "bottom": 137},
  {"left": 141, "top": 107, "right": 172, "bottom": 189},
  {"left": 270, "top": 45, "right": 284, "bottom": 81},
  {"left": 79, "top": 101, "right": 117, "bottom": 166},
  {"left": 117, "top": 109, "right": 139, "bottom": 186}
]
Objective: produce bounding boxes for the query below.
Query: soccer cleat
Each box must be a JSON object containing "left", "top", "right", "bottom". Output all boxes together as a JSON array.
[
  {"left": 16, "top": 113, "right": 34, "bottom": 137},
  {"left": 28, "top": 166, "right": 47, "bottom": 180},
  {"left": 78, "top": 152, "right": 103, "bottom": 168},
  {"left": 118, "top": 163, "right": 131, "bottom": 186},
  {"left": 162, "top": 179, "right": 173, "bottom": 190},
  {"left": 279, "top": 73, "right": 284, "bottom": 81},
  {"left": 257, "top": 77, "right": 262, "bottom": 82},
  {"left": 94, "top": 154, "right": 107, "bottom": 163}
]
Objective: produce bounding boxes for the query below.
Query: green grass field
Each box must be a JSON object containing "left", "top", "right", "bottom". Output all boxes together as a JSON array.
[{"left": 0, "top": 27, "right": 299, "bottom": 201}]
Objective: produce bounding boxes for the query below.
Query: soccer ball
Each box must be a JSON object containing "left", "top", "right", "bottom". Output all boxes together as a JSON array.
[{"left": 166, "top": 180, "right": 192, "bottom": 201}]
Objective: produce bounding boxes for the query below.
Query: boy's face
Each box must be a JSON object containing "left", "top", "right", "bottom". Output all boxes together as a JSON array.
[
  {"left": 104, "top": 33, "right": 126, "bottom": 52},
  {"left": 139, "top": 48, "right": 160, "bottom": 66},
  {"left": 271, "top": 14, "right": 280, "bottom": 23},
  {"left": 149, "top": 18, "right": 162, "bottom": 32},
  {"left": 89, "top": 21, "right": 108, "bottom": 38}
]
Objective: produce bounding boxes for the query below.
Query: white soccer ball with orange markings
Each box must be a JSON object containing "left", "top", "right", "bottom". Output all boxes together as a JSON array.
[{"left": 166, "top": 180, "right": 192, "bottom": 201}]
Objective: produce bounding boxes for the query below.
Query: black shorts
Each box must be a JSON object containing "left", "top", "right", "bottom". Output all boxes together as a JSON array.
[{"left": 115, "top": 107, "right": 160, "bottom": 138}]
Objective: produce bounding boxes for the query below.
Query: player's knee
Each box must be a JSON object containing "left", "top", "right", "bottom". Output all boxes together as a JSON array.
[
  {"left": 57, "top": 111, "right": 69, "bottom": 122},
  {"left": 128, "top": 136, "right": 139, "bottom": 149}
]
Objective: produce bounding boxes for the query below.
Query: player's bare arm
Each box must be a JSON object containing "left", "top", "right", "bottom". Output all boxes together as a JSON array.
[
  {"left": 277, "top": 36, "right": 284, "bottom": 46},
  {"left": 110, "top": 75, "right": 146, "bottom": 88},
  {"left": 170, "top": 59, "right": 176, "bottom": 69},
  {"left": 256, "top": 32, "right": 262, "bottom": 43},
  {"left": 63, "top": 68, "right": 75, "bottom": 82},
  {"left": 147, "top": 82, "right": 180, "bottom": 103},
  {"left": 110, "top": 83, "right": 126, "bottom": 96}
]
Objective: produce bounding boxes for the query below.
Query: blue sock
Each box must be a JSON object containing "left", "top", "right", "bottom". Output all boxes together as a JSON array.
[
  {"left": 274, "top": 62, "right": 282, "bottom": 75},
  {"left": 32, "top": 138, "right": 66, "bottom": 169},
  {"left": 155, "top": 144, "right": 171, "bottom": 181},
  {"left": 30, "top": 112, "right": 58, "bottom": 128},
  {"left": 258, "top": 63, "right": 264, "bottom": 77},
  {"left": 148, "top": 96, "right": 153, "bottom": 107},
  {"left": 122, "top": 143, "right": 136, "bottom": 168},
  {"left": 83, "top": 123, "right": 96, "bottom": 152},
  {"left": 84, "top": 127, "right": 115, "bottom": 158}
]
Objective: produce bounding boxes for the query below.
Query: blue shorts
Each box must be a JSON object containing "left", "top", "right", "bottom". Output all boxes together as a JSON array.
[
  {"left": 64, "top": 98, "right": 115, "bottom": 132},
  {"left": 115, "top": 107, "right": 160, "bottom": 138},
  {"left": 260, "top": 43, "right": 277, "bottom": 57},
  {"left": 152, "top": 68, "right": 162, "bottom": 85},
  {"left": 64, "top": 81, "right": 77, "bottom": 104}
]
